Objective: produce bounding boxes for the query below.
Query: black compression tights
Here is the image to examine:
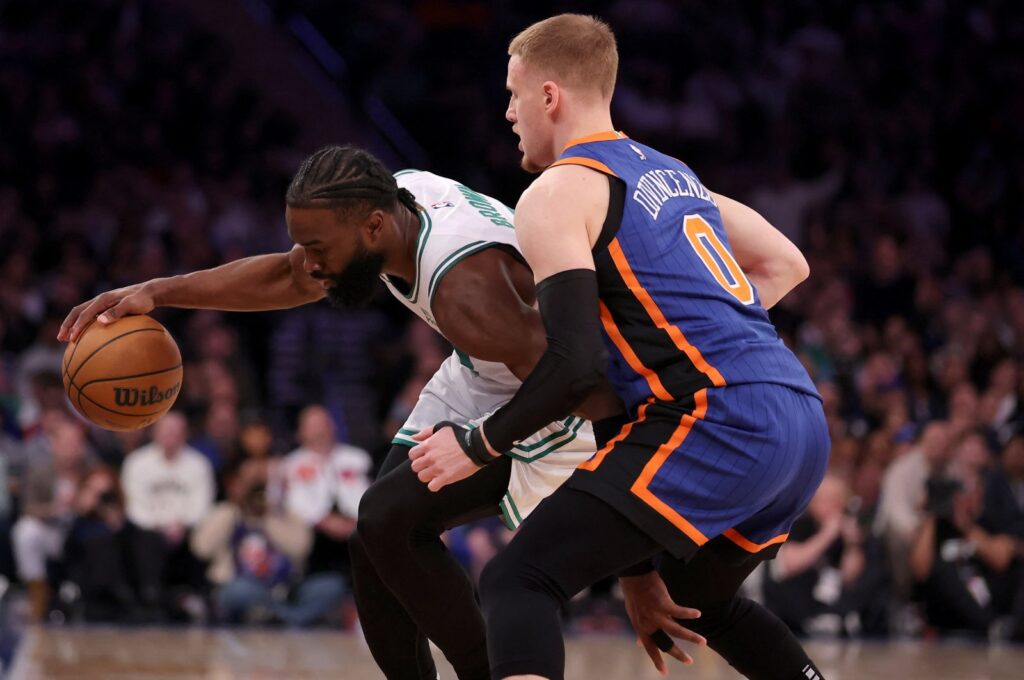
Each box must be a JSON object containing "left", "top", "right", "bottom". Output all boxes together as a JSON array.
[
  {"left": 350, "top": 444, "right": 511, "bottom": 680},
  {"left": 479, "top": 485, "right": 825, "bottom": 680}
]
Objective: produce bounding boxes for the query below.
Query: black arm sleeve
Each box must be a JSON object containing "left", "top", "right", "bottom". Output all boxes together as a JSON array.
[{"left": 483, "top": 268, "right": 608, "bottom": 454}]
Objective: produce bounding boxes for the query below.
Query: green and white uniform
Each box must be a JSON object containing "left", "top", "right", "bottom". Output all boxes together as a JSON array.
[{"left": 383, "top": 169, "right": 595, "bottom": 529}]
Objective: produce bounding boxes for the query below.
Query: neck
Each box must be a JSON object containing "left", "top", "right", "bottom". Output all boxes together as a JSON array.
[
  {"left": 382, "top": 205, "right": 421, "bottom": 284},
  {"left": 551, "top": 104, "right": 616, "bottom": 157},
  {"left": 309, "top": 441, "right": 333, "bottom": 456}
]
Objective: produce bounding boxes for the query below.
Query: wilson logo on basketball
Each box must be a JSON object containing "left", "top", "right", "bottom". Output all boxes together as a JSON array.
[{"left": 113, "top": 383, "right": 181, "bottom": 408}]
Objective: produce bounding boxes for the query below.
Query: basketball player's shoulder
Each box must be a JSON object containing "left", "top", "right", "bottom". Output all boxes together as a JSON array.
[
  {"left": 516, "top": 164, "right": 608, "bottom": 235},
  {"left": 523, "top": 163, "right": 607, "bottom": 209}
]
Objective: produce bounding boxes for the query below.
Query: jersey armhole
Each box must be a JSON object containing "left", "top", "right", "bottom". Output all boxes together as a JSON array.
[
  {"left": 426, "top": 242, "right": 517, "bottom": 304},
  {"left": 593, "top": 175, "right": 626, "bottom": 254}
]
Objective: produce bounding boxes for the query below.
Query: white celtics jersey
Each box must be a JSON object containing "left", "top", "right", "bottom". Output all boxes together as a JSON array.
[
  {"left": 382, "top": 169, "right": 596, "bottom": 529},
  {"left": 382, "top": 169, "right": 524, "bottom": 389}
]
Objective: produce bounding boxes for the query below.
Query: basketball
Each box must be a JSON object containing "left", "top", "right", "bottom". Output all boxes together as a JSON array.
[{"left": 62, "top": 315, "right": 184, "bottom": 431}]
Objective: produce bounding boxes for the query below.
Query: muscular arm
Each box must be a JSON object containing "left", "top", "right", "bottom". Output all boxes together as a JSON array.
[
  {"left": 60, "top": 246, "right": 325, "bottom": 341},
  {"left": 712, "top": 192, "right": 810, "bottom": 309},
  {"left": 432, "top": 247, "right": 624, "bottom": 424},
  {"left": 151, "top": 246, "right": 324, "bottom": 310},
  {"left": 465, "top": 166, "right": 610, "bottom": 454}
]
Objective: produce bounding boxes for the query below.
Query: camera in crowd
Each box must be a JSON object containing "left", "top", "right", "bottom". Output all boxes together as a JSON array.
[{"left": 925, "top": 475, "right": 964, "bottom": 520}]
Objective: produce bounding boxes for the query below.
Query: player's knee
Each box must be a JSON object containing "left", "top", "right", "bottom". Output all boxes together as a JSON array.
[
  {"left": 354, "top": 483, "right": 389, "bottom": 547},
  {"left": 355, "top": 478, "right": 414, "bottom": 552},
  {"left": 685, "top": 594, "right": 752, "bottom": 639},
  {"left": 479, "top": 550, "right": 561, "bottom": 611}
]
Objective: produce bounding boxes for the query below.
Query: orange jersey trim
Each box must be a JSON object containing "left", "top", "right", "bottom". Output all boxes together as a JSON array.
[
  {"left": 599, "top": 301, "right": 674, "bottom": 401},
  {"left": 630, "top": 389, "right": 710, "bottom": 546},
  {"left": 722, "top": 528, "right": 790, "bottom": 553},
  {"left": 607, "top": 239, "right": 727, "bottom": 388},
  {"left": 562, "top": 130, "right": 628, "bottom": 152},
  {"left": 548, "top": 156, "right": 618, "bottom": 177},
  {"left": 578, "top": 399, "right": 653, "bottom": 472}
]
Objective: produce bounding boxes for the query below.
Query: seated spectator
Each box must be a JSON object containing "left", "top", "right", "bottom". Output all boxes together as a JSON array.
[
  {"left": 909, "top": 459, "right": 1024, "bottom": 640},
  {"left": 874, "top": 420, "right": 956, "bottom": 597},
  {"left": 121, "top": 411, "right": 214, "bottom": 618},
  {"left": 764, "top": 475, "right": 889, "bottom": 637},
  {"left": 279, "top": 405, "right": 371, "bottom": 613},
  {"left": 189, "top": 401, "right": 242, "bottom": 474},
  {"left": 234, "top": 417, "right": 284, "bottom": 508},
  {"left": 12, "top": 418, "right": 93, "bottom": 621},
  {"left": 64, "top": 468, "right": 165, "bottom": 622},
  {"left": 191, "top": 460, "right": 339, "bottom": 627}
]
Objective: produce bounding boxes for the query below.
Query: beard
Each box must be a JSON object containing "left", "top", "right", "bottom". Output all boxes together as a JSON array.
[{"left": 311, "top": 246, "right": 385, "bottom": 309}]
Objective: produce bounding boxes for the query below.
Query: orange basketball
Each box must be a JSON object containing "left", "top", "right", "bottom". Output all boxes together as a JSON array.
[{"left": 62, "top": 315, "right": 184, "bottom": 431}]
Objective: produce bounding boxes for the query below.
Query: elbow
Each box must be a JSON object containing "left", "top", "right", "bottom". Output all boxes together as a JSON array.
[
  {"left": 793, "top": 252, "right": 810, "bottom": 285},
  {"left": 784, "top": 247, "right": 810, "bottom": 288},
  {"left": 567, "top": 345, "right": 608, "bottom": 406}
]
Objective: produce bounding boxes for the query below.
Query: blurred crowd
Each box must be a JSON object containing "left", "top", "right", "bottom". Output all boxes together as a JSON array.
[{"left": 2, "top": 0, "right": 1024, "bottom": 647}]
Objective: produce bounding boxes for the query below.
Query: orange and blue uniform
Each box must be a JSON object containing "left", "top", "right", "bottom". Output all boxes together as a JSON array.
[{"left": 557, "top": 132, "right": 830, "bottom": 558}]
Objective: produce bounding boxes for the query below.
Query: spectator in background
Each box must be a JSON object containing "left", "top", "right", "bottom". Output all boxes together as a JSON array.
[
  {"left": 764, "top": 475, "right": 889, "bottom": 637},
  {"left": 189, "top": 401, "right": 241, "bottom": 474},
  {"left": 12, "top": 418, "right": 93, "bottom": 621},
  {"left": 64, "top": 468, "right": 165, "bottom": 622},
  {"left": 1005, "top": 437, "right": 1024, "bottom": 515},
  {"left": 121, "top": 411, "right": 214, "bottom": 617},
  {"left": 191, "top": 459, "right": 335, "bottom": 626},
  {"left": 233, "top": 417, "right": 284, "bottom": 509},
  {"left": 279, "top": 405, "right": 371, "bottom": 611},
  {"left": 909, "top": 463, "right": 1024, "bottom": 640},
  {"left": 874, "top": 420, "right": 956, "bottom": 597}
]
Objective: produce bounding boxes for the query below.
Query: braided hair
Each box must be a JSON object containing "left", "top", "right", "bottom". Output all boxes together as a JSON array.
[{"left": 286, "top": 145, "right": 419, "bottom": 217}]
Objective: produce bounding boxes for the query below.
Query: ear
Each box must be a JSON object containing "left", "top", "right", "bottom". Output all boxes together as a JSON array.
[
  {"left": 364, "top": 209, "right": 387, "bottom": 244},
  {"left": 542, "top": 81, "right": 560, "bottom": 114}
]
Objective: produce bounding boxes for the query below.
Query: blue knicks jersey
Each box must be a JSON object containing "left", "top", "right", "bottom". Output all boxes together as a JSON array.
[{"left": 552, "top": 132, "right": 819, "bottom": 412}]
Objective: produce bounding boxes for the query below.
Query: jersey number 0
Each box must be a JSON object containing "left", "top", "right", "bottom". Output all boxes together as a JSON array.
[{"left": 683, "top": 214, "right": 755, "bottom": 305}]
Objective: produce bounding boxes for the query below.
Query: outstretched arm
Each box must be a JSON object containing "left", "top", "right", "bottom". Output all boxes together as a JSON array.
[
  {"left": 59, "top": 245, "right": 325, "bottom": 341},
  {"left": 712, "top": 192, "right": 809, "bottom": 309}
]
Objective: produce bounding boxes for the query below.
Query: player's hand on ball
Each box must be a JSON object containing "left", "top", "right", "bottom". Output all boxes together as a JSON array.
[
  {"left": 59, "top": 283, "right": 156, "bottom": 342},
  {"left": 409, "top": 425, "right": 482, "bottom": 492},
  {"left": 620, "top": 570, "right": 706, "bottom": 674}
]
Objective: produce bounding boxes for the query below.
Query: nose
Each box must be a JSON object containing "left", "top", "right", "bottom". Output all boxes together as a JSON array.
[
  {"left": 505, "top": 96, "right": 515, "bottom": 124},
  {"left": 303, "top": 252, "right": 319, "bottom": 274}
]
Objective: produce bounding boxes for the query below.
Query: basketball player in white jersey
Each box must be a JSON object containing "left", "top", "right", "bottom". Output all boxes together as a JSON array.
[{"left": 58, "top": 145, "right": 703, "bottom": 679}]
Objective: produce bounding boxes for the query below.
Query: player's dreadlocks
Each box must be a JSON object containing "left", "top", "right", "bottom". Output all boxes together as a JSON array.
[{"left": 286, "top": 145, "right": 419, "bottom": 217}]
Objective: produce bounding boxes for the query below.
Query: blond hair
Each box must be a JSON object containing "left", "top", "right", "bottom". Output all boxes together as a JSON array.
[{"left": 508, "top": 14, "right": 618, "bottom": 99}]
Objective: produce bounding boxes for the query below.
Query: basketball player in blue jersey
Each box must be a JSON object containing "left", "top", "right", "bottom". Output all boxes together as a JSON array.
[{"left": 412, "top": 14, "right": 830, "bottom": 680}]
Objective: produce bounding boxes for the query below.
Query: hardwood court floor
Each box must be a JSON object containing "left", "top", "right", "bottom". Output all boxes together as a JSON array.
[{"left": 7, "top": 626, "right": 1024, "bottom": 679}]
